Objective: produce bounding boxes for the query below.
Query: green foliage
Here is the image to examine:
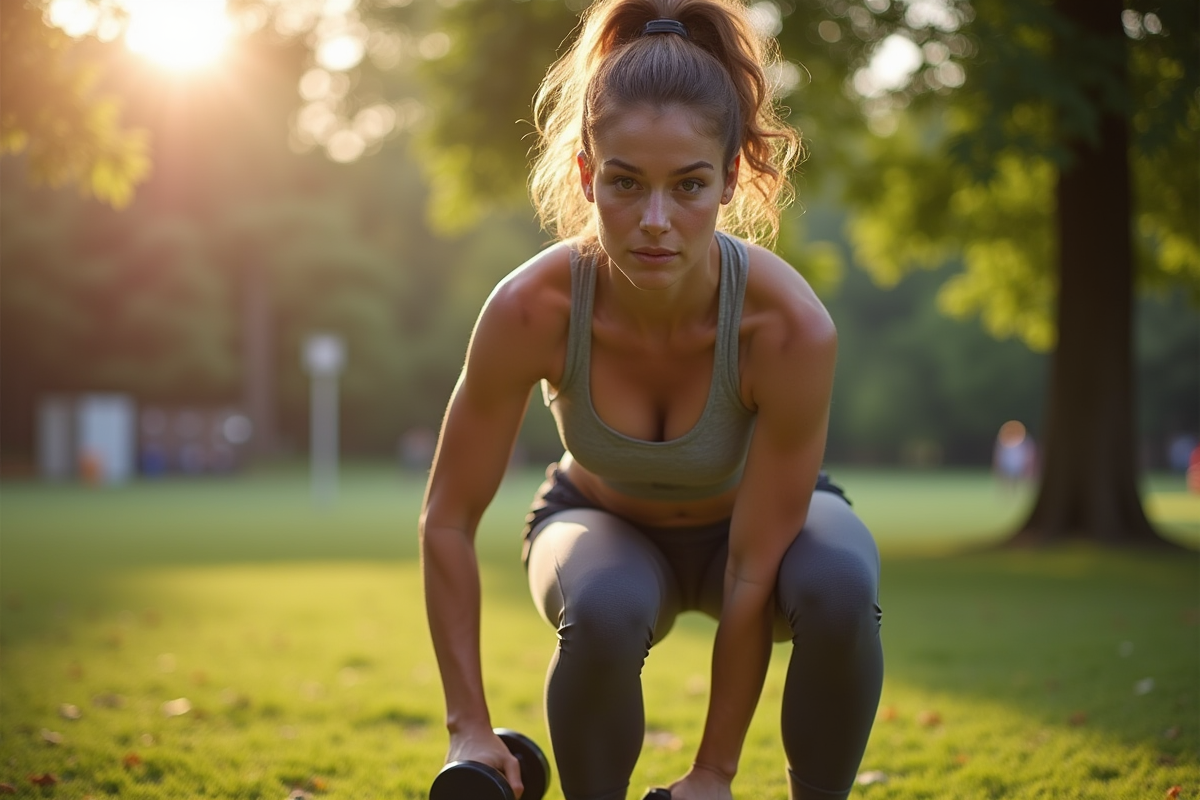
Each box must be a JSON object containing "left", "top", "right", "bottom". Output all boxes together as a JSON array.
[
  {"left": 0, "top": 171, "right": 238, "bottom": 403},
  {"left": 823, "top": 263, "right": 1049, "bottom": 463},
  {"left": 844, "top": 131, "right": 1058, "bottom": 350},
  {"left": 786, "top": 0, "right": 1199, "bottom": 349},
  {"left": 0, "top": 0, "right": 149, "bottom": 208},
  {"left": 410, "top": 0, "right": 581, "bottom": 232}
]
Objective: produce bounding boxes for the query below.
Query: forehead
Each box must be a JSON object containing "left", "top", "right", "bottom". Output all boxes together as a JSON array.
[{"left": 591, "top": 104, "right": 724, "bottom": 168}]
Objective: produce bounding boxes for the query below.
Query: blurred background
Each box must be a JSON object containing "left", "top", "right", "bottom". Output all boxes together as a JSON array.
[{"left": 1, "top": 0, "right": 1196, "bottom": 490}]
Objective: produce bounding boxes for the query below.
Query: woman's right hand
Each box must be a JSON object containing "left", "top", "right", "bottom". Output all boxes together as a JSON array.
[{"left": 446, "top": 727, "right": 525, "bottom": 798}]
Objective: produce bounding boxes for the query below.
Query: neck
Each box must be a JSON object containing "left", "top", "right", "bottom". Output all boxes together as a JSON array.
[{"left": 597, "top": 241, "right": 721, "bottom": 337}]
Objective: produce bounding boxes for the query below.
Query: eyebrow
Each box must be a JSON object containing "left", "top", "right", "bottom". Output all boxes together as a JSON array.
[{"left": 602, "top": 158, "right": 715, "bottom": 176}]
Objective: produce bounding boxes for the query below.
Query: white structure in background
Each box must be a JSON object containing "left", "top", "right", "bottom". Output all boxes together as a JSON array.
[
  {"left": 77, "top": 394, "right": 137, "bottom": 484},
  {"left": 37, "top": 395, "right": 75, "bottom": 481},
  {"left": 303, "top": 333, "right": 345, "bottom": 506},
  {"left": 37, "top": 393, "right": 136, "bottom": 485}
]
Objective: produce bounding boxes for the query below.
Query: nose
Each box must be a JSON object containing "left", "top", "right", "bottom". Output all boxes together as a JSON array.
[{"left": 640, "top": 191, "right": 670, "bottom": 235}]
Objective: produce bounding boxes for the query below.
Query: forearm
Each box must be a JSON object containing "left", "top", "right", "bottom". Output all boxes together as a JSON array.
[
  {"left": 694, "top": 575, "right": 775, "bottom": 779},
  {"left": 421, "top": 522, "right": 492, "bottom": 733}
]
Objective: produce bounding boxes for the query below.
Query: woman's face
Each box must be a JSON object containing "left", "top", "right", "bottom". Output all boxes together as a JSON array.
[{"left": 579, "top": 104, "right": 738, "bottom": 291}]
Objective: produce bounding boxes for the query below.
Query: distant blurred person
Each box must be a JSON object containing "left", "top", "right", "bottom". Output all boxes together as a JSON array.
[
  {"left": 1168, "top": 433, "right": 1198, "bottom": 474},
  {"left": 993, "top": 420, "right": 1037, "bottom": 492},
  {"left": 418, "top": 0, "right": 883, "bottom": 798}
]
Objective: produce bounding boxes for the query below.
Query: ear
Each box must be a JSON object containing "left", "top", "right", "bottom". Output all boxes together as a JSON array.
[
  {"left": 577, "top": 150, "right": 595, "bottom": 203},
  {"left": 721, "top": 155, "right": 740, "bottom": 205}
]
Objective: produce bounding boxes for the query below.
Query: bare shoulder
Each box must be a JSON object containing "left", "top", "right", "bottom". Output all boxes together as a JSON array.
[
  {"left": 467, "top": 242, "right": 574, "bottom": 387},
  {"left": 480, "top": 242, "right": 573, "bottom": 333},
  {"left": 740, "top": 242, "right": 836, "bottom": 374}
]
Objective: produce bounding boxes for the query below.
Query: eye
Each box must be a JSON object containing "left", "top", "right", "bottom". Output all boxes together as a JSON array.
[
  {"left": 678, "top": 178, "right": 705, "bottom": 193},
  {"left": 613, "top": 176, "right": 638, "bottom": 191}
]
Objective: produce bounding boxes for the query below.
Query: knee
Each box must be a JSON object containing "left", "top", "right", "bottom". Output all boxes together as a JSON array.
[
  {"left": 558, "top": 573, "right": 660, "bottom": 666},
  {"left": 777, "top": 548, "right": 880, "bottom": 646}
]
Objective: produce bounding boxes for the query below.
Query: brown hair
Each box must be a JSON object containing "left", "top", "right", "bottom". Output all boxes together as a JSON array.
[{"left": 530, "top": 0, "right": 802, "bottom": 246}]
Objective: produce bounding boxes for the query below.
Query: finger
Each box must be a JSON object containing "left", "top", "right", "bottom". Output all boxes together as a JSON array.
[{"left": 503, "top": 753, "right": 524, "bottom": 799}]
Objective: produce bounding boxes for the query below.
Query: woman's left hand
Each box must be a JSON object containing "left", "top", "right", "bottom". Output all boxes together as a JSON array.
[{"left": 665, "top": 764, "right": 734, "bottom": 800}]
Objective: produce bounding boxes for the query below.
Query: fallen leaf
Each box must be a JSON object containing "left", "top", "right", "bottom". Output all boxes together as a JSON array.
[
  {"left": 92, "top": 693, "right": 125, "bottom": 709},
  {"left": 122, "top": 753, "right": 142, "bottom": 768},
  {"left": 28, "top": 774, "right": 58, "bottom": 787},
  {"left": 0, "top": 783, "right": 16, "bottom": 794},
  {"left": 1166, "top": 786, "right": 1181, "bottom": 799},
  {"left": 855, "top": 770, "right": 888, "bottom": 786},
  {"left": 308, "top": 776, "right": 329, "bottom": 792},
  {"left": 40, "top": 729, "right": 64, "bottom": 745},
  {"left": 916, "top": 710, "right": 942, "bottom": 727},
  {"left": 878, "top": 705, "right": 898, "bottom": 722},
  {"left": 1068, "top": 711, "right": 1088, "bottom": 726},
  {"left": 59, "top": 703, "right": 82, "bottom": 720},
  {"left": 161, "top": 697, "right": 192, "bottom": 718}
]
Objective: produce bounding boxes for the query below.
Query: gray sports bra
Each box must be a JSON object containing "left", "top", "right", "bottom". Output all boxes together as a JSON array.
[{"left": 541, "top": 232, "right": 756, "bottom": 502}]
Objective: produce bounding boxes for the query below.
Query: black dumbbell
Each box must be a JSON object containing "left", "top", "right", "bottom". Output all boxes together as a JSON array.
[
  {"left": 429, "top": 728, "right": 550, "bottom": 800},
  {"left": 642, "top": 790, "right": 671, "bottom": 800}
]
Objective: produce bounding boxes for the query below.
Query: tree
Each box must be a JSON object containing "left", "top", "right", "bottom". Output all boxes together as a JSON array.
[
  {"left": 0, "top": 0, "right": 149, "bottom": 207},
  {"left": 391, "top": 0, "right": 1197, "bottom": 547},
  {"left": 780, "top": 0, "right": 1197, "bottom": 546}
]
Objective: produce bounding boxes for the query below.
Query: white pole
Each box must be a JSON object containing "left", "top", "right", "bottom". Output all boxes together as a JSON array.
[
  {"left": 310, "top": 373, "right": 339, "bottom": 506},
  {"left": 302, "top": 334, "right": 345, "bottom": 508}
]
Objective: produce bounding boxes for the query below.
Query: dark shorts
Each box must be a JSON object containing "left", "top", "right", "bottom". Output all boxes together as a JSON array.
[{"left": 521, "top": 464, "right": 850, "bottom": 566}]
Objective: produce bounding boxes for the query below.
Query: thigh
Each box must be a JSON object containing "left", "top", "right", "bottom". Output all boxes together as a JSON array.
[{"left": 526, "top": 509, "right": 682, "bottom": 646}]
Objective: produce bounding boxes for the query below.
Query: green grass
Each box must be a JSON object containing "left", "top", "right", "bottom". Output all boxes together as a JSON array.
[{"left": 0, "top": 464, "right": 1196, "bottom": 799}]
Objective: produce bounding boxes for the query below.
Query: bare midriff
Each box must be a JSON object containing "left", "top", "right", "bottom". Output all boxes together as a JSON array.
[{"left": 558, "top": 452, "right": 738, "bottom": 528}]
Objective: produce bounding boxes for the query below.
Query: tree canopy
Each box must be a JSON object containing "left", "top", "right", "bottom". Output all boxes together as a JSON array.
[{"left": 0, "top": 0, "right": 150, "bottom": 207}]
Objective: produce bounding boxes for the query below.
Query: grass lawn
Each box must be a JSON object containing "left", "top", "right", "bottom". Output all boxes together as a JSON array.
[{"left": 0, "top": 463, "right": 1196, "bottom": 799}]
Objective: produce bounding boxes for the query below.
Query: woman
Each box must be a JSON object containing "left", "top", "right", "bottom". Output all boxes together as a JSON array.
[{"left": 419, "top": 1, "right": 883, "bottom": 798}]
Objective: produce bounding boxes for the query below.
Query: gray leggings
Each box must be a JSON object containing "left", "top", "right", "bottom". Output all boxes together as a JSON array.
[{"left": 524, "top": 469, "right": 883, "bottom": 800}]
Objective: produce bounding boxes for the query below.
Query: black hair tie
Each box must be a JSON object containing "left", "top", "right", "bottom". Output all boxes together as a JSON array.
[{"left": 642, "top": 19, "right": 688, "bottom": 37}]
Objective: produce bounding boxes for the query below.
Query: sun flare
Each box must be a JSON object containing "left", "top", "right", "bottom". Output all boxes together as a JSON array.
[{"left": 123, "top": 0, "right": 232, "bottom": 71}]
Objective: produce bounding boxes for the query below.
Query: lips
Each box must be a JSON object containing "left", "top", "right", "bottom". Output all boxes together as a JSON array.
[{"left": 632, "top": 247, "right": 678, "bottom": 263}]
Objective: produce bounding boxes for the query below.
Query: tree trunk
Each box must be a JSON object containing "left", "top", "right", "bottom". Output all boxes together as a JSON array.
[{"left": 1010, "top": 0, "right": 1171, "bottom": 547}]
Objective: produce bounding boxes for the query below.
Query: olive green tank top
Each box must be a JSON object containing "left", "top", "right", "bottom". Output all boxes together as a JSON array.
[{"left": 541, "top": 232, "right": 756, "bottom": 502}]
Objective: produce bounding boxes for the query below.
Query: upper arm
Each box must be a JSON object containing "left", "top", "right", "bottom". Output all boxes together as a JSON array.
[
  {"left": 420, "top": 248, "right": 571, "bottom": 537},
  {"left": 727, "top": 250, "right": 838, "bottom": 584}
]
